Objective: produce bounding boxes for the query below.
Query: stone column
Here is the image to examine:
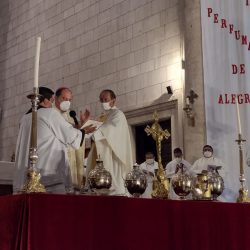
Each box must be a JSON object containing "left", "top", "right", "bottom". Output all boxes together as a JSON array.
[{"left": 182, "top": 0, "right": 206, "bottom": 163}]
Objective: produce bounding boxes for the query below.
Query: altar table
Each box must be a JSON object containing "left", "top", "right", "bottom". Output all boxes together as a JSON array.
[{"left": 0, "top": 194, "right": 250, "bottom": 250}]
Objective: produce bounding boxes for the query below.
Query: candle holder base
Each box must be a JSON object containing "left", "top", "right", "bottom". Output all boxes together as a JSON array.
[
  {"left": 22, "top": 168, "right": 46, "bottom": 193},
  {"left": 235, "top": 134, "right": 250, "bottom": 202},
  {"left": 237, "top": 187, "right": 250, "bottom": 203},
  {"left": 151, "top": 182, "right": 169, "bottom": 199}
]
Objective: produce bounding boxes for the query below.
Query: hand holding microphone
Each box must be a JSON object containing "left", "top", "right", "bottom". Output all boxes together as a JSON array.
[{"left": 69, "top": 110, "right": 79, "bottom": 126}]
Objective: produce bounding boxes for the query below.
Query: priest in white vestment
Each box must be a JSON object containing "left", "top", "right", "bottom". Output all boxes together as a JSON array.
[
  {"left": 139, "top": 152, "right": 158, "bottom": 198},
  {"left": 86, "top": 89, "right": 133, "bottom": 195},
  {"left": 13, "top": 87, "right": 94, "bottom": 193},
  {"left": 54, "top": 87, "right": 85, "bottom": 190}
]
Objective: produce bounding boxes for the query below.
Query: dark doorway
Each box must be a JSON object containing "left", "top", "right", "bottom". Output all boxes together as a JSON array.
[{"left": 135, "top": 119, "right": 172, "bottom": 168}]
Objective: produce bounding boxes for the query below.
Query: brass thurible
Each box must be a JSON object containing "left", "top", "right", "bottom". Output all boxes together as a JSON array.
[
  {"left": 145, "top": 111, "right": 170, "bottom": 199},
  {"left": 22, "top": 87, "right": 46, "bottom": 193},
  {"left": 236, "top": 134, "right": 250, "bottom": 203}
]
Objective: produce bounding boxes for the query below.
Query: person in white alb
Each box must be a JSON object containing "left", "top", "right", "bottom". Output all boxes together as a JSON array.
[
  {"left": 165, "top": 148, "right": 192, "bottom": 199},
  {"left": 165, "top": 148, "right": 192, "bottom": 179},
  {"left": 53, "top": 87, "right": 86, "bottom": 191},
  {"left": 86, "top": 89, "right": 133, "bottom": 195},
  {"left": 191, "top": 144, "right": 228, "bottom": 201},
  {"left": 139, "top": 152, "right": 158, "bottom": 198},
  {"left": 191, "top": 145, "right": 225, "bottom": 176}
]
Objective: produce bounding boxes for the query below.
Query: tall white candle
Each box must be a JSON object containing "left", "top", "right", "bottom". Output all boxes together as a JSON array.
[
  {"left": 34, "top": 37, "right": 41, "bottom": 88},
  {"left": 236, "top": 101, "right": 242, "bottom": 135},
  {"left": 186, "top": 97, "right": 190, "bottom": 105}
]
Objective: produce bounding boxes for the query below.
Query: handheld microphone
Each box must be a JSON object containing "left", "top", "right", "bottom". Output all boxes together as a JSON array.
[{"left": 69, "top": 110, "right": 79, "bottom": 125}]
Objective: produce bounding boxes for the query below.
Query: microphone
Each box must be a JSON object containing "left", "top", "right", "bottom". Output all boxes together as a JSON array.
[{"left": 69, "top": 110, "right": 79, "bottom": 125}]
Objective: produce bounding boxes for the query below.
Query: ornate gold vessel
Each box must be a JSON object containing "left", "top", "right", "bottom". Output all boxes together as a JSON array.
[{"left": 192, "top": 170, "right": 213, "bottom": 200}]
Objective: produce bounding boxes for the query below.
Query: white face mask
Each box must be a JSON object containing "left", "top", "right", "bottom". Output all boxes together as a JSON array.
[
  {"left": 60, "top": 101, "right": 71, "bottom": 112},
  {"left": 175, "top": 157, "right": 182, "bottom": 164},
  {"left": 102, "top": 102, "right": 111, "bottom": 111},
  {"left": 203, "top": 151, "right": 212, "bottom": 158},
  {"left": 146, "top": 159, "right": 154, "bottom": 164}
]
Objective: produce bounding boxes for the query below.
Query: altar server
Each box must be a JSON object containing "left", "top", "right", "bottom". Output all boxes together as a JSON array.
[
  {"left": 166, "top": 148, "right": 192, "bottom": 199},
  {"left": 140, "top": 152, "right": 158, "bottom": 198},
  {"left": 165, "top": 148, "right": 192, "bottom": 178},
  {"left": 191, "top": 145, "right": 225, "bottom": 177},
  {"left": 191, "top": 145, "right": 230, "bottom": 201}
]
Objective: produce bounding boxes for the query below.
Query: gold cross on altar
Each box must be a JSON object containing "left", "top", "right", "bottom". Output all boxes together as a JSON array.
[
  {"left": 144, "top": 111, "right": 170, "bottom": 142},
  {"left": 144, "top": 111, "right": 170, "bottom": 199}
]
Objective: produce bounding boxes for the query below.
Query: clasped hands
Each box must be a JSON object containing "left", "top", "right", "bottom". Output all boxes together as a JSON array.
[
  {"left": 142, "top": 170, "right": 154, "bottom": 178},
  {"left": 78, "top": 109, "right": 96, "bottom": 134}
]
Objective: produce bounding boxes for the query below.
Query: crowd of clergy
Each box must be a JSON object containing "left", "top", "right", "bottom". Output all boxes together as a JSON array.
[{"left": 140, "top": 145, "right": 226, "bottom": 199}]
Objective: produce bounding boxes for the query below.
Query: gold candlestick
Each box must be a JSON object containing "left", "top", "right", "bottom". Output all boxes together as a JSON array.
[
  {"left": 22, "top": 87, "right": 46, "bottom": 193},
  {"left": 145, "top": 111, "right": 170, "bottom": 199},
  {"left": 236, "top": 134, "right": 250, "bottom": 202}
]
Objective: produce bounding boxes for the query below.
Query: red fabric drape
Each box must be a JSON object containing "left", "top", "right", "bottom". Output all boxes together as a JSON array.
[
  {"left": 0, "top": 195, "right": 28, "bottom": 250},
  {"left": 1, "top": 194, "right": 250, "bottom": 250}
]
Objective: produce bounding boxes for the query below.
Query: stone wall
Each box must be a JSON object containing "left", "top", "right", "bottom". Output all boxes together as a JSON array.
[
  {"left": 0, "top": 0, "right": 204, "bottom": 162},
  {"left": 183, "top": 0, "right": 206, "bottom": 162}
]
